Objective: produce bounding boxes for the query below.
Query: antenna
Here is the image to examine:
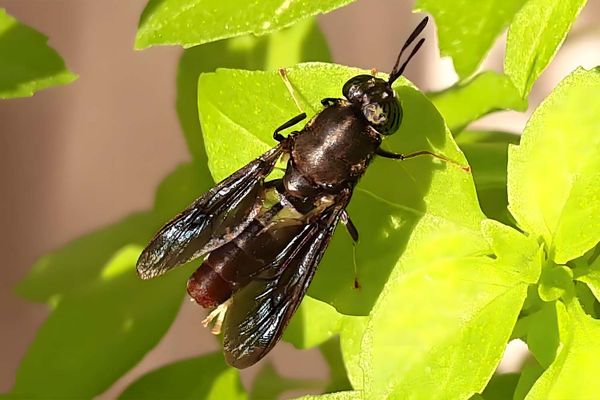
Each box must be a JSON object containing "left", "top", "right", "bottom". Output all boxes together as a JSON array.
[{"left": 388, "top": 16, "right": 428, "bottom": 84}]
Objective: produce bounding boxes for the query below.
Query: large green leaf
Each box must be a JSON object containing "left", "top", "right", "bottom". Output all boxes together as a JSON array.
[
  {"left": 177, "top": 18, "right": 330, "bottom": 162},
  {"left": 198, "top": 63, "right": 486, "bottom": 316},
  {"left": 505, "top": 0, "right": 587, "bottom": 98},
  {"left": 429, "top": 72, "right": 526, "bottom": 133},
  {"left": 196, "top": 65, "right": 544, "bottom": 399},
  {"left": 136, "top": 0, "right": 354, "bottom": 49},
  {"left": 9, "top": 246, "right": 191, "bottom": 399},
  {"left": 525, "top": 300, "right": 600, "bottom": 399},
  {"left": 507, "top": 67, "right": 600, "bottom": 264},
  {"left": 359, "top": 220, "right": 535, "bottom": 399},
  {"left": 414, "top": 0, "right": 527, "bottom": 78},
  {"left": 0, "top": 8, "right": 76, "bottom": 98},
  {"left": 119, "top": 353, "right": 246, "bottom": 400},
  {"left": 456, "top": 130, "right": 520, "bottom": 225}
]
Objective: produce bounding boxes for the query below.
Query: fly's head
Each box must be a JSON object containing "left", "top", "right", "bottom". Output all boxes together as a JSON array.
[
  {"left": 341, "top": 16, "right": 429, "bottom": 137},
  {"left": 342, "top": 74, "right": 402, "bottom": 136}
]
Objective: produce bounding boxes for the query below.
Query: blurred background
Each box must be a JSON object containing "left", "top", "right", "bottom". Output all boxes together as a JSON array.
[{"left": 1, "top": 0, "right": 599, "bottom": 397}]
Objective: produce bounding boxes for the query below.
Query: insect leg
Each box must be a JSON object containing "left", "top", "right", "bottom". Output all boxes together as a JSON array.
[
  {"left": 321, "top": 97, "right": 342, "bottom": 107},
  {"left": 273, "top": 112, "right": 307, "bottom": 142},
  {"left": 202, "top": 298, "right": 233, "bottom": 335},
  {"left": 340, "top": 210, "right": 359, "bottom": 243},
  {"left": 278, "top": 67, "right": 304, "bottom": 113},
  {"left": 376, "top": 147, "right": 471, "bottom": 172},
  {"left": 341, "top": 210, "right": 361, "bottom": 289}
]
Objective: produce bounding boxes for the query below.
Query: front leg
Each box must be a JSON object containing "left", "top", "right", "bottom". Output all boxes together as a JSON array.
[
  {"left": 321, "top": 97, "right": 343, "bottom": 107},
  {"left": 376, "top": 147, "right": 470, "bottom": 172},
  {"left": 273, "top": 112, "right": 307, "bottom": 142}
]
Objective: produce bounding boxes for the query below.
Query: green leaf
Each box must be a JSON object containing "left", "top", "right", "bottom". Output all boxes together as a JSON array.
[
  {"left": 505, "top": 0, "right": 588, "bottom": 98},
  {"left": 480, "top": 373, "right": 519, "bottom": 400},
  {"left": 507, "top": 67, "right": 600, "bottom": 264},
  {"left": 339, "top": 316, "right": 368, "bottom": 391},
  {"left": 296, "top": 391, "right": 362, "bottom": 400},
  {"left": 9, "top": 246, "right": 191, "bottom": 399},
  {"left": 577, "top": 269, "right": 600, "bottom": 303},
  {"left": 513, "top": 360, "right": 544, "bottom": 400},
  {"left": 198, "top": 63, "right": 486, "bottom": 317},
  {"left": 538, "top": 264, "right": 574, "bottom": 302},
  {"left": 414, "top": 0, "right": 527, "bottom": 78},
  {"left": 136, "top": 0, "right": 354, "bottom": 49},
  {"left": 250, "top": 363, "right": 322, "bottom": 400},
  {"left": 574, "top": 246, "right": 600, "bottom": 303},
  {"left": 120, "top": 353, "right": 246, "bottom": 400},
  {"left": 429, "top": 72, "right": 527, "bottom": 133},
  {"left": 525, "top": 300, "right": 600, "bottom": 399},
  {"left": 574, "top": 281, "right": 599, "bottom": 318},
  {"left": 319, "top": 338, "right": 353, "bottom": 394},
  {"left": 456, "top": 131, "right": 520, "bottom": 225},
  {"left": 16, "top": 211, "right": 157, "bottom": 302},
  {"left": 177, "top": 18, "right": 330, "bottom": 162},
  {"left": 360, "top": 252, "right": 528, "bottom": 399},
  {"left": 0, "top": 8, "right": 76, "bottom": 98},
  {"left": 284, "top": 296, "right": 344, "bottom": 349},
  {"left": 480, "top": 219, "right": 542, "bottom": 284},
  {"left": 526, "top": 303, "right": 559, "bottom": 368}
]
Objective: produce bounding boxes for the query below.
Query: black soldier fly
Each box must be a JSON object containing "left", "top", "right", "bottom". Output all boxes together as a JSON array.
[{"left": 137, "top": 16, "right": 467, "bottom": 369}]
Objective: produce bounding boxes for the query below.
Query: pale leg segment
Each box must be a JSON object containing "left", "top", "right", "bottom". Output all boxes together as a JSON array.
[
  {"left": 202, "top": 298, "right": 233, "bottom": 335},
  {"left": 278, "top": 68, "right": 304, "bottom": 114}
]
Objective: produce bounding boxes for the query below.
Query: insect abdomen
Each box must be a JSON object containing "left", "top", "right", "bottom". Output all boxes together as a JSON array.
[{"left": 187, "top": 204, "right": 303, "bottom": 308}]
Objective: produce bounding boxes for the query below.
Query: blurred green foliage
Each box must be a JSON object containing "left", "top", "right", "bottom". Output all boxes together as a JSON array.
[{"left": 0, "top": 8, "right": 76, "bottom": 98}]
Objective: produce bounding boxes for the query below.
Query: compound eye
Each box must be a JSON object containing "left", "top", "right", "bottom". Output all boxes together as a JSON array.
[{"left": 376, "top": 100, "right": 403, "bottom": 135}]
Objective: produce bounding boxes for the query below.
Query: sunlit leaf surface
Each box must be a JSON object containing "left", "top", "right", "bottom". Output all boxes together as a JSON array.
[
  {"left": 414, "top": 0, "right": 527, "bottom": 78},
  {"left": 505, "top": 0, "right": 588, "bottom": 97},
  {"left": 136, "top": 0, "right": 354, "bottom": 49},
  {"left": 508, "top": 67, "right": 600, "bottom": 264}
]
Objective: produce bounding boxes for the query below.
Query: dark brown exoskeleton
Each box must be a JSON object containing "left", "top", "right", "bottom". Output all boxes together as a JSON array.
[{"left": 137, "top": 16, "right": 465, "bottom": 368}]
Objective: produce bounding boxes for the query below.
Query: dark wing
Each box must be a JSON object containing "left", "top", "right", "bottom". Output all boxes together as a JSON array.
[
  {"left": 222, "top": 193, "right": 351, "bottom": 368},
  {"left": 137, "top": 146, "right": 284, "bottom": 280}
]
